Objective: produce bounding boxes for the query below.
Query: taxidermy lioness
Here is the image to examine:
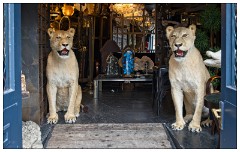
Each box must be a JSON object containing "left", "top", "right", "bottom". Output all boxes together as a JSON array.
[
  {"left": 46, "top": 28, "right": 82, "bottom": 124},
  {"left": 166, "top": 25, "right": 210, "bottom": 132}
]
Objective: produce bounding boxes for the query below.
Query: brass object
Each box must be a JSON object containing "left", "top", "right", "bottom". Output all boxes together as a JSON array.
[
  {"left": 55, "top": 14, "right": 62, "bottom": 21},
  {"left": 84, "top": 4, "right": 95, "bottom": 15},
  {"left": 212, "top": 108, "right": 222, "bottom": 129},
  {"left": 50, "top": 21, "right": 60, "bottom": 30},
  {"left": 50, "top": 6, "right": 60, "bottom": 17},
  {"left": 83, "top": 18, "right": 90, "bottom": 28},
  {"left": 59, "top": 16, "right": 71, "bottom": 30}
]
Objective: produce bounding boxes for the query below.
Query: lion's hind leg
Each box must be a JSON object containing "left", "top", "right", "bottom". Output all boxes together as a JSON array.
[{"left": 201, "top": 117, "right": 212, "bottom": 127}]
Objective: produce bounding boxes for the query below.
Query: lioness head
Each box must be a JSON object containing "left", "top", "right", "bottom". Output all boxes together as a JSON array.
[
  {"left": 48, "top": 28, "right": 75, "bottom": 59},
  {"left": 166, "top": 24, "right": 196, "bottom": 61}
]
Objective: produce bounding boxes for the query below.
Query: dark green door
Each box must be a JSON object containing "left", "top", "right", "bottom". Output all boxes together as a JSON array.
[
  {"left": 220, "top": 3, "right": 237, "bottom": 148},
  {"left": 3, "top": 4, "right": 22, "bottom": 148}
]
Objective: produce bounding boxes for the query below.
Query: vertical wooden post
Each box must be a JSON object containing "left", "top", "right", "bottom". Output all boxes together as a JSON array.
[
  {"left": 99, "top": 16, "right": 103, "bottom": 49},
  {"left": 110, "top": 12, "right": 113, "bottom": 40},
  {"left": 88, "top": 16, "right": 95, "bottom": 92}
]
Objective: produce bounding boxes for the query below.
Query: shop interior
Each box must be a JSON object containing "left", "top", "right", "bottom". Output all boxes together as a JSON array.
[{"left": 20, "top": 3, "right": 222, "bottom": 148}]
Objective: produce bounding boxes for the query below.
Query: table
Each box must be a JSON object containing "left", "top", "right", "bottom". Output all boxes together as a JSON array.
[{"left": 94, "top": 74, "right": 153, "bottom": 99}]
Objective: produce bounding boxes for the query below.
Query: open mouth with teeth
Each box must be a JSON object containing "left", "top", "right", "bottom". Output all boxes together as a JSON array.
[
  {"left": 57, "top": 48, "right": 69, "bottom": 56},
  {"left": 173, "top": 49, "right": 188, "bottom": 57}
]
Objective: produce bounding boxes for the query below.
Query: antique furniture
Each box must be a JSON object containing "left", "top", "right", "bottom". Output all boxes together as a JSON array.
[
  {"left": 152, "top": 65, "right": 171, "bottom": 115},
  {"left": 204, "top": 75, "right": 221, "bottom": 148},
  {"left": 94, "top": 74, "right": 153, "bottom": 99}
]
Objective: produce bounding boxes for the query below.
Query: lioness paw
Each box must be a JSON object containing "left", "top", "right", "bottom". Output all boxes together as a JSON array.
[
  {"left": 188, "top": 121, "right": 202, "bottom": 132},
  {"left": 64, "top": 113, "right": 77, "bottom": 123},
  {"left": 171, "top": 121, "right": 186, "bottom": 130},
  {"left": 75, "top": 113, "right": 80, "bottom": 118},
  {"left": 201, "top": 118, "right": 212, "bottom": 127},
  {"left": 47, "top": 113, "right": 58, "bottom": 124}
]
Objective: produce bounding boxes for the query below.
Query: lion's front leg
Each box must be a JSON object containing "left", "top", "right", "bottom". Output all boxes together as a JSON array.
[
  {"left": 188, "top": 90, "right": 205, "bottom": 132},
  {"left": 171, "top": 87, "right": 186, "bottom": 130},
  {"left": 64, "top": 82, "right": 78, "bottom": 123},
  {"left": 46, "top": 83, "right": 58, "bottom": 124},
  {"left": 183, "top": 93, "right": 194, "bottom": 123},
  {"left": 74, "top": 85, "right": 82, "bottom": 117}
]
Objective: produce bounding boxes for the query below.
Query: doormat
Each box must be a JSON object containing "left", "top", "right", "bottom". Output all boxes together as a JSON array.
[{"left": 46, "top": 123, "right": 172, "bottom": 149}]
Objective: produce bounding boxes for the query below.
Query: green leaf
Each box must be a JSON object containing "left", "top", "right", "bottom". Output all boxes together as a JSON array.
[
  {"left": 200, "top": 4, "right": 221, "bottom": 33},
  {"left": 195, "top": 29, "right": 210, "bottom": 56}
]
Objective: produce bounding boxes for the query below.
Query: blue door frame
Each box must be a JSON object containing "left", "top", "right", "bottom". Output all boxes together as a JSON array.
[
  {"left": 3, "top": 4, "right": 22, "bottom": 148},
  {"left": 220, "top": 3, "right": 237, "bottom": 148}
]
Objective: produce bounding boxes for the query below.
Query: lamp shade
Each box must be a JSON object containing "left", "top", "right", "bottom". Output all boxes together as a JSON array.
[{"left": 62, "top": 4, "right": 74, "bottom": 16}]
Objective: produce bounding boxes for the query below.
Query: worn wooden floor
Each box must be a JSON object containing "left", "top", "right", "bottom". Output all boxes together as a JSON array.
[
  {"left": 46, "top": 123, "right": 172, "bottom": 148},
  {"left": 42, "top": 82, "right": 218, "bottom": 149}
]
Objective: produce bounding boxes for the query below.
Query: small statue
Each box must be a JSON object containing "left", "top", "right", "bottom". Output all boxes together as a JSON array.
[
  {"left": 105, "top": 53, "right": 119, "bottom": 76},
  {"left": 21, "top": 71, "right": 27, "bottom": 92},
  {"left": 204, "top": 50, "right": 221, "bottom": 68},
  {"left": 21, "top": 71, "right": 30, "bottom": 98}
]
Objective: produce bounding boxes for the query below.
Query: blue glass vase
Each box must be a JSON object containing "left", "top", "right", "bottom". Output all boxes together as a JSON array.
[{"left": 122, "top": 48, "right": 134, "bottom": 77}]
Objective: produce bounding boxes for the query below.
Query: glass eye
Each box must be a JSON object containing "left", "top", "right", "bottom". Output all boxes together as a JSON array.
[
  {"left": 56, "top": 36, "right": 61, "bottom": 39},
  {"left": 182, "top": 34, "right": 188, "bottom": 37},
  {"left": 170, "top": 35, "right": 176, "bottom": 38},
  {"left": 67, "top": 36, "right": 70, "bottom": 39}
]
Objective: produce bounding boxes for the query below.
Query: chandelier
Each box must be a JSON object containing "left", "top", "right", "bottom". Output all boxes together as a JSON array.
[{"left": 109, "top": 3, "right": 144, "bottom": 18}]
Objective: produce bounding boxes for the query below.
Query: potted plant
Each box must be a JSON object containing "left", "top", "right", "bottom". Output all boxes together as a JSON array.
[{"left": 199, "top": 4, "right": 221, "bottom": 48}]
